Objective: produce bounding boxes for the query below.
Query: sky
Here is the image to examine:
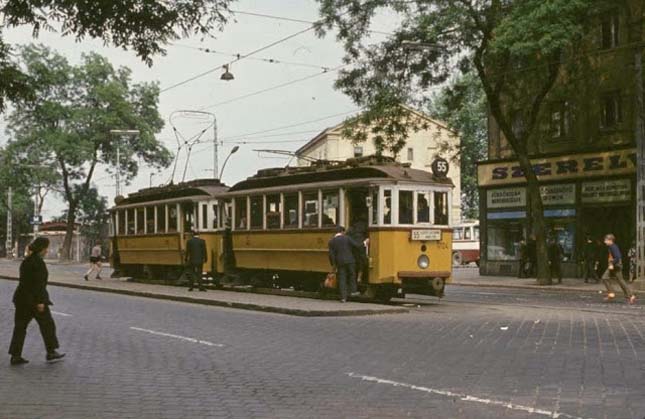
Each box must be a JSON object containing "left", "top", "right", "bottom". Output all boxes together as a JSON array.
[{"left": 0, "top": 0, "right": 396, "bottom": 220}]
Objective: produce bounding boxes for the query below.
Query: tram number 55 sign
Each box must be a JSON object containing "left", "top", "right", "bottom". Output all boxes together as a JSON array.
[{"left": 431, "top": 158, "right": 449, "bottom": 178}]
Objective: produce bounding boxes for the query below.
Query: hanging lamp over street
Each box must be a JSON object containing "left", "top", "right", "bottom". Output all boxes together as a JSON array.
[{"left": 220, "top": 64, "right": 234, "bottom": 81}]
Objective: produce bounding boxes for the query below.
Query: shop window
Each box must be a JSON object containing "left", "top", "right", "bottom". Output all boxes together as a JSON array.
[
  {"left": 283, "top": 194, "right": 299, "bottom": 228},
  {"left": 168, "top": 205, "right": 178, "bottom": 233},
  {"left": 550, "top": 101, "right": 570, "bottom": 139},
  {"left": 547, "top": 219, "right": 576, "bottom": 262},
  {"left": 399, "top": 190, "right": 413, "bottom": 224},
  {"left": 235, "top": 198, "right": 248, "bottom": 229},
  {"left": 417, "top": 192, "right": 431, "bottom": 223},
  {"left": 487, "top": 221, "right": 523, "bottom": 261},
  {"left": 354, "top": 146, "right": 364, "bottom": 158},
  {"left": 212, "top": 204, "right": 219, "bottom": 229},
  {"left": 601, "top": 13, "right": 619, "bottom": 50},
  {"left": 202, "top": 204, "right": 209, "bottom": 230},
  {"left": 118, "top": 210, "right": 126, "bottom": 236},
  {"left": 250, "top": 196, "right": 263, "bottom": 229},
  {"left": 370, "top": 189, "right": 379, "bottom": 225},
  {"left": 322, "top": 190, "right": 339, "bottom": 227},
  {"left": 146, "top": 206, "right": 155, "bottom": 233},
  {"left": 266, "top": 194, "right": 281, "bottom": 229},
  {"left": 600, "top": 91, "right": 622, "bottom": 129},
  {"left": 434, "top": 192, "right": 449, "bottom": 225},
  {"left": 383, "top": 190, "right": 392, "bottom": 225},
  {"left": 136, "top": 208, "right": 145, "bottom": 234},
  {"left": 156, "top": 205, "right": 166, "bottom": 233},
  {"left": 303, "top": 192, "right": 319, "bottom": 228}
]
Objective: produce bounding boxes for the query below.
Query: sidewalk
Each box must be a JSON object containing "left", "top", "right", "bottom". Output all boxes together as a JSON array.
[
  {"left": 452, "top": 266, "right": 645, "bottom": 294},
  {"left": 0, "top": 260, "right": 407, "bottom": 317}
]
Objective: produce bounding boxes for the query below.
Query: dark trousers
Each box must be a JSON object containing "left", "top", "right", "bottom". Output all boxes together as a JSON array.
[
  {"left": 187, "top": 264, "right": 204, "bottom": 290},
  {"left": 584, "top": 260, "right": 598, "bottom": 282},
  {"left": 602, "top": 266, "right": 633, "bottom": 298},
  {"left": 549, "top": 261, "right": 562, "bottom": 283},
  {"left": 337, "top": 263, "right": 357, "bottom": 300},
  {"left": 9, "top": 304, "right": 59, "bottom": 356}
]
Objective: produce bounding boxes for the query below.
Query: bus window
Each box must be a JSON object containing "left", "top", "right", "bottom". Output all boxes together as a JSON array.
[
  {"left": 156, "top": 205, "right": 166, "bottom": 233},
  {"left": 168, "top": 205, "right": 178, "bottom": 233},
  {"left": 474, "top": 225, "right": 480, "bottom": 240},
  {"left": 464, "top": 227, "right": 472, "bottom": 240},
  {"left": 322, "top": 190, "right": 339, "bottom": 227},
  {"left": 283, "top": 193, "right": 299, "bottom": 228},
  {"left": 127, "top": 208, "right": 135, "bottom": 235},
  {"left": 399, "top": 191, "right": 413, "bottom": 224},
  {"left": 303, "top": 192, "right": 319, "bottom": 228},
  {"left": 417, "top": 192, "right": 430, "bottom": 223},
  {"left": 453, "top": 228, "right": 463, "bottom": 240},
  {"left": 146, "top": 207, "right": 154, "bottom": 233},
  {"left": 266, "top": 194, "right": 281, "bottom": 229},
  {"left": 250, "top": 196, "right": 263, "bottom": 229},
  {"left": 383, "top": 190, "right": 392, "bottom": 225},
  {"left": 370, "top": 189, "right": 379, "bottom": 225},
  {"left": 235, "top": 198, "right": 247, "bottom": 229},
  {"left": 434, "top": 191, "right": 449, "bottom": 225}
]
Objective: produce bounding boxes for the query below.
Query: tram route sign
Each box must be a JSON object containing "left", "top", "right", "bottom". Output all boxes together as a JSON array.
[
  {"left": 431, "top": 158, "right": 449, "bottom": 178},
  {"left": 411, "top": 229, "right": 442, "bottom": 241}
]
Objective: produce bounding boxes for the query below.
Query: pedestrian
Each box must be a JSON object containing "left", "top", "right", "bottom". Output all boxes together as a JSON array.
[
  {"left": 83, "top": 243, "right": 103, "bottom": 281},
  {"left": 583, "top": 236, "right": 599, "bottom": 283},
  {"left": 517, "top": 238, "right": 528, "bottom": 278},
  {"left": 185, "top": 230, "right": 207, "bottom": 292},
  {"left": 348, "top": 215, "right": 369, "bottom": 284},
  {"left": 601, "top": 234, "right": 636, "bottom": 304},
  {"left": 547, "top": 236, "right": 563, "bottom": 284},
  {"left": 328, "top": 226, "right": 362, "bottom": 302},
  {"left": 627, "top": 241, "right": 637, "bottom": 283},
  {"left": 8, "top": 237, "right": 65, "bottom": 365},
  {"left": 527, "top": 234, "right": 537, "bottom": 277}
]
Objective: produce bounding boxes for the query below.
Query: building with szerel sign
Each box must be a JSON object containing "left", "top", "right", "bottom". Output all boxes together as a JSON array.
[{"left": 476, "top": 1, "right": 642, "bottom": 277}]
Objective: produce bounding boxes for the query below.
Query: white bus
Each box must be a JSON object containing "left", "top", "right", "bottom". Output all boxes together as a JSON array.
[{"left": 452, "top": 220, "right": 480, "bottom": 266}]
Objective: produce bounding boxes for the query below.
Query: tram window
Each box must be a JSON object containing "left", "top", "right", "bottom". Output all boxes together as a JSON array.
[
  {"left": 322, "top": 190, "right": 339, "bottom": 227},
  {"left": 127, "top": 209, "right": 135, "bottom": 235},
  {"left": 283, "top": 194, "right": 299, "bottom": 228},
  {"left": 168, "top": 205, "right": 178, "bottom": 233},
  {"left": 202, "top": 204, "right": 208, "bottom": 230},
  {"left": 136, "top": 208, "right": 145, "bottom": 234},
  {"left": 250, "top": 196, "right": 263, "bottom": 229},
  {"left": 399, "top": 191, "right": 413, "bottom": 225},
  {"left": 118, "top": 210, "right": 126, "bottom": 235},
  {"left": 182, "top": 204, "right": 194, "bottom": 232},
  {"left": 371, "top": 189, "right": 379, "bottom": 225},
  {"left": 383, "top": 190, "right": 392, "bottom": 225},
  {"left": 266, "top": 194, "right": 281, "bottom": 229},
  {"left": 212, "top": 204, "right": 219, "bottom": 229},
  {"left": 302, "top": 192, "right": 319, "bottom": 228},
  {"left": 146, "top": 207, "right": 154, "bottom": 234},
  {"left": 235, "top": 198, "right": 247, "bottom": 229},
  {"left": 453, "top": 228, "right": 463, "bottom": 240},
  {"left": 434, "top": 191, "right": 449, "bottom": 225},
  {"left": 156, "top": 205, "right": 166, "bottom": 233},
  {"left": 417, "top": 192, "right": 431, "bottom": 223}
]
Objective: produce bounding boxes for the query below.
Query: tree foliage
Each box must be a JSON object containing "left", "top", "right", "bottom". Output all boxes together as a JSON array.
[
  {"left": 5, "top": 44, "right": 172, "bottom": 259},
  {"left": 0, "top": 0, "right": 233, "bottom": 111}
]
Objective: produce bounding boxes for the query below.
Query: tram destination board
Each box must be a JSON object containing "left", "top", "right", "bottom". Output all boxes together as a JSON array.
[{"left": 411, "top": 229, "right": 442, "bottom": 241}]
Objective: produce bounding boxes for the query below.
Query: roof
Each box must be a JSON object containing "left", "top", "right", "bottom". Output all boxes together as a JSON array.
[
  {"left": 295, "top": 105, "right": 458, "bottom": 156},
  {"left": 113, "top": 178, "right": 228, "bottom": 207},
  {"left": 228, "top": 156, "right": 453, "bottom": 192}
]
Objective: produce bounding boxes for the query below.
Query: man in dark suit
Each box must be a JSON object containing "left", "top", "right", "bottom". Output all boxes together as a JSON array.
[
  {"left": 328, "top": 226, "right": 362, "bottom": 302},
  {"left": 185, "top": 230, "right": 207, "bottom": 291}
]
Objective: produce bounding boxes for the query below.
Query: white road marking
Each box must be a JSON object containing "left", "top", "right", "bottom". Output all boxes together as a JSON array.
[
  {"left": 130, "top": 327, "right": 224, "bottom": 347},
  {"left": 50, "top": 311, "right": 72, "bottom": 317},
  {"left": 346, "top": 373, "right": 593, "bottom": 419}
]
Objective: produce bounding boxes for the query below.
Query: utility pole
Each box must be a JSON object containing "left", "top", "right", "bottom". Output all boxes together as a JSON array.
[
  {"left": 6, "top": 187, "right": 12, "bottom": 258},
  {"left": 33, "top": 184, "right": 40, "bottom": 238},
  {"left": 109, "top": 129, "right": 140, "bottom": 197},
  {"left": 214, "top": 118, "right": 219, "bottom": 180}
]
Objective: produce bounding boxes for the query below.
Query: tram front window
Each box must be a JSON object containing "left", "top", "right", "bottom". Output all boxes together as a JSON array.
[
  {"left": 371, "top": 189, "right": 378, "bottom": 225},
  {"left": 417, "top": 192, "right": 431, "bottom": 223},
  {"left": 399, "top": 190, "right": 413, "bottom": 225},
  {"left": 212, "top": 204, "right": 218, "bottom": 229},
  {"left": 434, "top": 191, "right": 449, "bottom": 225},
  {"left": 383, "top": 190, "right": 392, "bottom": 225},
  {"left": 322, "top": 190, "right": 339, "bottom": 227},
  {"left": 303, "top": 192, "right": 319, "bottom": 228}
]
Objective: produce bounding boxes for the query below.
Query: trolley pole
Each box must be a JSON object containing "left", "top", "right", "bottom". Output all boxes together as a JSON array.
[
  {"left": 214, "top": 118, "right": 219, "bottom": 180},
  {"left": 6, "top": 187, "right": 12, "bottom": 258}
]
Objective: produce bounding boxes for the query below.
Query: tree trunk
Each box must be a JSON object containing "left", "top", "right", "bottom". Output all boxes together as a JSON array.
[{"left": 60, "top": 202, "right": 77, "bottom": 261}]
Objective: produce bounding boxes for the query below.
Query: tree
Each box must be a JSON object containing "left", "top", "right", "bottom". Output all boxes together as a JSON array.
[
  {"left": 429, "top": 72, "right": 487, "bottom": 219},
  {"left": 5, "top": 45, "right": 172, "bottom": 260},
  {"left": 60, "top": 187, "right": 110, "bottom": 250},
  {"left": 0, "top": 0, "right": 233, "bottom": 112},
  {"left": 316, "top": 0, "right": 607, "bottom": 284}
]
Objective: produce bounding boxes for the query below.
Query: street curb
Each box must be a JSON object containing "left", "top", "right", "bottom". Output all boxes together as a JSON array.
[
  {"left": 452, "top": 281, "right": 645, "bottom": 295},
  {"left": 0, "top": 275, "right": 408, "bottom": 317}
]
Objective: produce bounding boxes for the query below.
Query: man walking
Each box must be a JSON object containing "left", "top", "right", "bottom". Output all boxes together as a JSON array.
[
  {"left": 328, "top": 226, "right": 362, "bottom": 302},
  {"left": 185, "top": 230, "right": 207, "bottom": 292},
  {"left": 84, "top": 244, "right": 103, "bottom": 281},
  {"left": 601, "top": 234, "right": 636, "bottom": 304}
]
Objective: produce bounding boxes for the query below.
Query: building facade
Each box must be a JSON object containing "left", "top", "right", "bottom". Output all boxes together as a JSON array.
[
  {"left": 478, "top": 2, "right": 643, "bottom": 277},
  {"left": 295, "top": 108, "right": 462, "bottom": 224}
]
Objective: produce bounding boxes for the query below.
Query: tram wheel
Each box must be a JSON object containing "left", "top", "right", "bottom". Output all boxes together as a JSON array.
[{"left": 365, "top": 285, "right": 394, "bottom": 303}]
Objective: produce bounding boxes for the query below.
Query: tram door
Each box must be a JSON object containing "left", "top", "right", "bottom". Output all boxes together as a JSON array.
[{"left": 347, "top": 188, "right": 369, "bottom": 234}]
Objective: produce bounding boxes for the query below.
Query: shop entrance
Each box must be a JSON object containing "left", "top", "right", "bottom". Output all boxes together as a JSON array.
[{"left": 581, "top": 205, "right": 633, "bottom": 252}]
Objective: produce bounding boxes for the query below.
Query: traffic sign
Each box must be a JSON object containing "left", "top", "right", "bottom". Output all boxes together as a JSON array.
[{"left": 431, "top": 157, "right": 450, "bottom": 178}]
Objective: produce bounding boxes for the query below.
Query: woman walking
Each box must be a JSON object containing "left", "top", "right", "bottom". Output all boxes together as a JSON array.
[{"left": 8, "top": 237, "right": 65, "bottom": 365}]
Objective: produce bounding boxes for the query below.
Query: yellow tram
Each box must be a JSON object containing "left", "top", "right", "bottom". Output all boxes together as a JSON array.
[{"left": 109, "top": 157, "right": 454, "bottom": 301}]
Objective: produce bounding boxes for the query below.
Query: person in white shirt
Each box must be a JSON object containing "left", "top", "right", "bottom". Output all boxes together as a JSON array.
[{"left": 84, "top": 244, "right": 103, "bottom": 281}]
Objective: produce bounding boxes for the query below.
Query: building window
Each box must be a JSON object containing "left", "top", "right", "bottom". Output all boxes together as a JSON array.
[
  {"left": 250, "top": 196, "right": 263, "bottom": 229},
  {"left": 600, "top": 91, "right": 622, "bottom": 129},
  {"left": 266, "top": 194, "right": 281, "bottom": 229},
  {"left": 399, "top": 190, "right": 414, "bottom": 224},
  {"left": 156, "top": 205, "right": 166, "bottom": 233},
  {"left": 354, "top": 146, "right": 364, "bottom": 158},
  {"left": 302, "top": 192, "right": 319, "bottom": 228},
  {"left": 283, "top": 194, "right": 299, "bottom": 228},
  {"left": 550, "top": 101, "right": 570, "bottom": 139},
  {"left": 407, "top": 147, "right": 414, "bottom": 161},
  {"left": 434, "top": 192, "right": 449, "bottom": 225},
  {"left": 235, "top": 198, "right": 247, "bottom": 229},
  {"left": 601, "top": 13, "right": 619, "bottom": 49},
  {"left": 322, "top": 190, "right": 339, "bottom": 227}
]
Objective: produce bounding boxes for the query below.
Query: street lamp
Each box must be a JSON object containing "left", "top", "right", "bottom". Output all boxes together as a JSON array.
[
  {"left": 109, "top": 129, "right": 140, "bottom": 197},
  {"left": 220, "top": 64, "right": 235, "bottom": 81},
  {"left": 219, "top": 145, "right": 240, "bottom": 180}
]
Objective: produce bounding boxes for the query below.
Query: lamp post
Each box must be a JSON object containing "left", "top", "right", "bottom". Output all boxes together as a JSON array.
[
  {"left": 219, "top": 145, "right": 240, "bottom": 180},
  {"left": 109, "top": 129, "right": 140, "bottom": 196}
]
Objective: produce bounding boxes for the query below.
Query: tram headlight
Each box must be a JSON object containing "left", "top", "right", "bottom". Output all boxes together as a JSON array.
[{"left": 417, "top": 254, "right": 430, "bottom": 270}]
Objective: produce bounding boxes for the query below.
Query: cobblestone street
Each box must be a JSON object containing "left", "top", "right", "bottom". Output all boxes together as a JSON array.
[{"left": 1, "top": 264, "right": 645, "bottom": 418}]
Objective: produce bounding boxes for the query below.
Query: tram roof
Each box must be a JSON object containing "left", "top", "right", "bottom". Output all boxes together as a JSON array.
[
  {"left": 113, "top": 178, "right": 228, "bottom": 207},
  {"left": 229, "top": 157, "right": 453, "bottom": 192}
]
